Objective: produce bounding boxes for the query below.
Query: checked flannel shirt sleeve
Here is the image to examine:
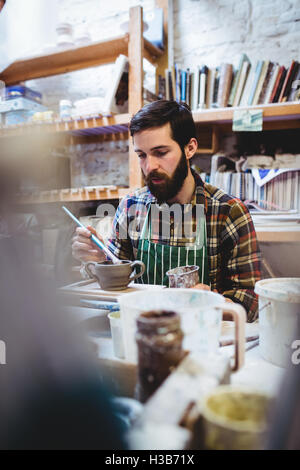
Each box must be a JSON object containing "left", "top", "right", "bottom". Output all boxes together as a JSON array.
[{"left": 218, "top": 201, "right": 261, "bottom": 322}]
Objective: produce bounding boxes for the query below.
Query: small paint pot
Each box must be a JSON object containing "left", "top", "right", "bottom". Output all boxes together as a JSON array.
[{"left": 166, "top": 265, "right": 199, "bottom": 288}]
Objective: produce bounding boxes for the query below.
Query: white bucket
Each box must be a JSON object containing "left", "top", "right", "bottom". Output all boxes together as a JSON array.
[{"left": 255, "top": 278, "right": 300, "bottom": 368}]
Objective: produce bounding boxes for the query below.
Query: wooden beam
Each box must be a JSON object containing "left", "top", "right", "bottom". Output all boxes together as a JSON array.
[
  {"left": 0, "top": 37, "right": 130, "bottom": 85},
  {"left": 154, "top": 0, "right": 169, "bottom": 95},
  {"left": 128, "top": 6, "right": 144, "bottom": 188}
]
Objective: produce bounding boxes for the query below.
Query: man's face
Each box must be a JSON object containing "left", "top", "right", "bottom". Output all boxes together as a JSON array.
[{"left": 133, "top": 123, "right": 188, "bottom": 204}]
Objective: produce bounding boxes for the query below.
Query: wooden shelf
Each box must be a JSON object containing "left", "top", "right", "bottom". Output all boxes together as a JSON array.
[
  {"left": 18, "top": 186, "right": 131, "bottom": 204},
  {"left": 193, "top": 102, "right": 300, "bottom": 126},
  {"left": 0, "top": 113, "right": 130, "bottom": 138},
  {"left": 0, "top": 35, "right": 163, "bottom": 86}
]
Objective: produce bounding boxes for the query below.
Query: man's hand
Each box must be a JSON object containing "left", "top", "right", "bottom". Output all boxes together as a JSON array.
[
  {"left": 191, "top": 283, "right": 211, "bottom": 291},
  {"left": 191, "top": 284, "right": 233, "bottom": 303},
  {"left": 72, "top": 225, "right": 106, "bottom": 263},
  {"left": 191, "top": 284, "right": 234, "bottom": 320}
]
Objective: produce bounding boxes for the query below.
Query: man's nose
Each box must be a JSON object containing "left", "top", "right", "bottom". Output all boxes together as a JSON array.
[{"left": 145, "top": 155, "right": 159, "bottom": 174}]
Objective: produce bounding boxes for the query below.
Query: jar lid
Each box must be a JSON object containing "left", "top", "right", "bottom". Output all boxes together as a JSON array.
[{"left": 137, "top": 310, "right": 181, "bottom": 334}]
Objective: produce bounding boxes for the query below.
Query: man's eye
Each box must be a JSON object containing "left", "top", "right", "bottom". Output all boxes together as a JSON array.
[
  {"left": 156, "top": 151, "right": 167, "bottom": 157},
  {"left": 137, "top": 154, "right": 146, "bottom": 159}
]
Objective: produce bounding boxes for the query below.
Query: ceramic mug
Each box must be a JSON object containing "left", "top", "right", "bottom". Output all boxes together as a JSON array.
[{"left": 85, "top": 259, "right": 145, "bottom": 291}]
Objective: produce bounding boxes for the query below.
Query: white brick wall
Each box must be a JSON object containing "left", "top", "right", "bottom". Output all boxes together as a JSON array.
[{"left": 174, "top": 0, "right": 300, "bottom": 69}]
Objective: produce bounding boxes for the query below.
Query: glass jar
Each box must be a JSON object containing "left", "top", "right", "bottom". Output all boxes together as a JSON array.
[{"left": 135, "top": 310, "right": 184, "bottom": 403}]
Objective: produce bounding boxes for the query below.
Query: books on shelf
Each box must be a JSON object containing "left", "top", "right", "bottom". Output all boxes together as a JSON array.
[
  {"left": 162, "top": 55, "right": 300, "bottom": 110},
  {"left": 209, "top": 168, "right": 300, "bottom": 212},
  {"left": 228, "top": 53, "right": 250, "bottom": 107}
]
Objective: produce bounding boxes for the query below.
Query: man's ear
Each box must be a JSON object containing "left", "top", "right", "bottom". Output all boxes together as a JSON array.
[{"left": 185, "top": 137, "right": 198, "bottom": 160}]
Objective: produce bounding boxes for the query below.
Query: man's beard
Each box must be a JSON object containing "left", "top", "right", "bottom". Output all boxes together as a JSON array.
[{"left": 144, "top": 152, "right": 189, "bottom": 204}]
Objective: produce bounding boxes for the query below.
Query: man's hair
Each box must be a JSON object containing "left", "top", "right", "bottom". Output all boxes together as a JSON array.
[{"left": 129, "top": 100, "right": 197, "bottom": 152}]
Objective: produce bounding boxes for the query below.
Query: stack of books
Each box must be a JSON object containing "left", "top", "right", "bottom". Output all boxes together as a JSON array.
[{"left": 162, "top": 55, "right": 300, "bottom": 110}]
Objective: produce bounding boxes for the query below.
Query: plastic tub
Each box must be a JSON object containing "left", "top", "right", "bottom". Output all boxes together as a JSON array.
[{"left": 255, "top": 278, "right": 300, "bottom": 368}]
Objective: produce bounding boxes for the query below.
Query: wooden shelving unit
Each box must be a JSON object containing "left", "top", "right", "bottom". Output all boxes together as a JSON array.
[
  {"left": 0, "top": 114, "right": 130, "bottom": 138},
  {"left": 0, "top": 4, "right": 168, "bottom": 204},
  {"left": 193, "top": 102, "right": 300, "bottom": 125},
  {"left": 18, "top": 186, "right": 130, "bottom": 204},
  {"left": 0, "top": 37, "right": 162, "bottom": 86},
  {"left": 194, "top": 102, "right": 300, "bottom": 154}
]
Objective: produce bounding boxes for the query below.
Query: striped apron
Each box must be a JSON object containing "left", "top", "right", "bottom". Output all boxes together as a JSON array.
[{"left": 136, "top": 204, "right": 209, "bottom": 286}]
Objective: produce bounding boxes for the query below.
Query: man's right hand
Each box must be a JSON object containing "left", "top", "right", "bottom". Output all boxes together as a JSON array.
[{"left": 72, "top": 225, "right": 106, "bottom": 263}]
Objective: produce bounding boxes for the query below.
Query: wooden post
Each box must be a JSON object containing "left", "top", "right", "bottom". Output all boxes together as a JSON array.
[
  {"left": 155, "top": 0, "right": 169, "bottom": 95},
  {"left": 128, "top": 6, "right": 144, "bottom": 188}
]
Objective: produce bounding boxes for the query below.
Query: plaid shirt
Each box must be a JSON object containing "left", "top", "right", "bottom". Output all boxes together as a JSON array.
[{"left": 107, "top": 171, "right": 261, "bottom": 321}]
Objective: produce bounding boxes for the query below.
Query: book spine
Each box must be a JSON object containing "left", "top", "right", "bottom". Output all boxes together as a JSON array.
[
  {"left": 205, "top": 68, "right": 213, "bottom": 108},
  {"left": 233, "top": 61, "right": 250, "bottom": 107},
  {"left": 258, "top": 62, "right": 274, "bottom": 104},
  {"left": 158, "top": 74, "right": 166, "bottom": 100},
  {"left": 186, "top": 69, "right": 191, "bottom": 107},
  {"left": 269, "top": 66, "right": 285, "bottom": 103},
  {"left": 239, "top": 64, "right": 253, "bottom": 107},
  {"left": 248, "top": 61, "right": 263, "bottom": 105},
  {"left": 165, "top": 69, "right": 170, "bottom": 100},
  {"left": 175, "top": 63, "right": 181, "bottom": 102},
  {"left": 273, "top": 68, "right": 287, "bottom": 102},
  {"left": 198, "top": 65, "right": 208, "bottom": 109},
  {"left": 252, "top": 60, "right": 269, "bottom": 105},
  {"left": 281, "top": 61, "right": 299, "bottom": 102},
  {"left": 287, "top": 63, "right": 300, "bottom": 101},
  {"left": 211, "top": 67, "right": 220, "bottom": 108},
  {"left": 227, "top": 53, "right": 249, "bottom": 106},
  {"left": 264, "top": 64, "right": 280, "bottom": 104},
  {"left": 168, "top": 69, "right": 174, "bottom": 101},
  {"left": 171, "top": 66, "right": 176, "bottom": 101},
  {"left": 217, "top": 63, "right": 233, "bottom": 108},
  {"left": 192, "top": 67, "right": 200, "bottom": 111},
  {"left": 180, "top": 69, "right": 187, "bottom": 102},
  {"left": 278, "top": 60, "right": 296, "bottom": 102}
]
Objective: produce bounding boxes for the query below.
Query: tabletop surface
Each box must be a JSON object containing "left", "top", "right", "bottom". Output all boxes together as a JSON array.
[{"left": 65, "top": 304, "right": 285, "bottom": 397}]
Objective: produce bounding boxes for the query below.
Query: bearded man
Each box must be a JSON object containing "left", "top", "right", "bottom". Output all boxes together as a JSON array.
[{"left": 72, "top": 100, "right": 261, "bottom": 321}]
